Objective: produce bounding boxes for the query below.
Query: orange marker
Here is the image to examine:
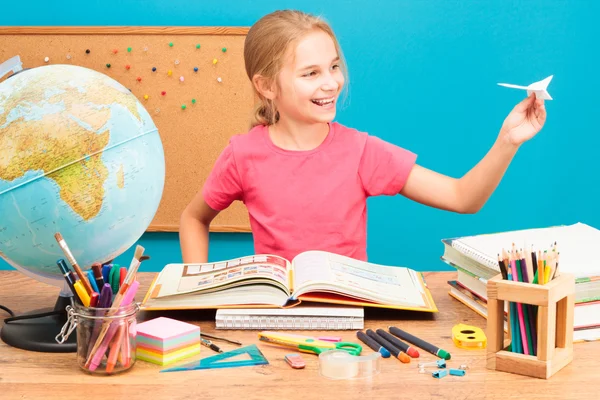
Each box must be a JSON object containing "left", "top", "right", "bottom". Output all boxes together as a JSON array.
[{"left": 366, "top": 329, "right": 410, "bottom": 363}]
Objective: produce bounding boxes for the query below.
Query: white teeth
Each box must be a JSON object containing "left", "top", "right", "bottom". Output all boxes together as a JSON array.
[{"left": 312, "top": 97, "right": 334, "bottom": 105}]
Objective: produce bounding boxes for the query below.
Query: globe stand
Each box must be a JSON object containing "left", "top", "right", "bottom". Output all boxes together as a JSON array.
[{"left": 1, "top": 294, "right": 77, "bottom": 353}]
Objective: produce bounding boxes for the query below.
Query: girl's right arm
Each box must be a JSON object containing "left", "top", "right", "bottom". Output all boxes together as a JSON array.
[{"left": 179, "top": 190, "right": 221, "bottom": 263}]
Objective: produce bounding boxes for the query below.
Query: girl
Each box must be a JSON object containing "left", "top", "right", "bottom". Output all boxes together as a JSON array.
[{"left": 179, "top": 10, "right": 546, "bottom": 263}]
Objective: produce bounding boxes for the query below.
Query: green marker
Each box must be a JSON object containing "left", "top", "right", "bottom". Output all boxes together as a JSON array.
[{"left": 388, "top": 326, "right": 451, "bottom": 360}]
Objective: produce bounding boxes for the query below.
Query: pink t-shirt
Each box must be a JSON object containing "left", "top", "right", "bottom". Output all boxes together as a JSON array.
[{"left": 202, "top": 122, "right": 417, "bottom": 262}]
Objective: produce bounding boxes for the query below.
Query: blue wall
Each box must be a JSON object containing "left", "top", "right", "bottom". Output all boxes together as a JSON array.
[{"left": 1, "top": 1, "right": 599, "bottom": 273}]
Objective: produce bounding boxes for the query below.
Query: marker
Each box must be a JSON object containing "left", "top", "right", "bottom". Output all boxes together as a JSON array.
[
  {"left": 102, "top": 264, "right": 111, "bottom": 284},
  {"left": 86, "top": 269, "right": 100, "bottom": 293},
  {"left": 356, "top": 331, "right": 390, "bottom": 358},
  {"left": 56, "top": 259, "right": 82, "bottom": 304},
  {"left": 89, "top": 292, "right": 99, "bottom": 308},
  {"left": 91, "top": 263, "right": 105, "bottom": 288},
  {"left": 388, "top": 326, "right": 451, "bottom": 360},
  {"left": 366, "top": 329, "right": 410, "bottom": 363},
  {"left": 73, "top": 280, "right": 91, "bottom": 307},
  {"left": 376, "top": 329, "right": 419, "bottom": 358}
]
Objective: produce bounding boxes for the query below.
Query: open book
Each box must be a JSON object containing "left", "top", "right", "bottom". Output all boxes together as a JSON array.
[{"left": 141, "top": 251, "right": 438, "bottom": 312}]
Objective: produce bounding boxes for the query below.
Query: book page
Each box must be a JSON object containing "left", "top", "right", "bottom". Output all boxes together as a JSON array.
[
  {"left": 454, "top": 222, "right": 600, "bottom": 278},
  {"left": 292, "top": 251, "right": 426, "bottom": 307},
  {"left": 151, "top": 254, "right": 291, "bottom": 298}
]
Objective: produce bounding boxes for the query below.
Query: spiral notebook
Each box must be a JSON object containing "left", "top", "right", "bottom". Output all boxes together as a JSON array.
[
  {"left": 215, "top": 305, "right": 364, "bottom": 330},
  {"left": 445, "top": 222, "right": 600, "bottom": 280}
]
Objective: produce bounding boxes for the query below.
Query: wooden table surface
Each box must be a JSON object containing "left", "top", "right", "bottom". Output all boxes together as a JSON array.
[{"left": 1, "top": 270, "right": 598, "bottom": 400}]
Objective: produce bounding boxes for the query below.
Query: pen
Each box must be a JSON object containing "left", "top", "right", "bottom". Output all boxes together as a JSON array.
[
  {"left": 388, "top": 326, "right": 451, "bottom": 360},
  {"left": 54, "top": 232, "right": 93, "bottom": 295},
  {"left": 200, "top": 333, "right": 242, "bottom": 346},
  {"left": 356, "top": 330, "right": 390, "bottom": 358},
  {"left": 200, "top": 337, "right": 223, "bottom": 353},
  {"left": 56, "top": 259, "right": 82, "bottom": 305}
]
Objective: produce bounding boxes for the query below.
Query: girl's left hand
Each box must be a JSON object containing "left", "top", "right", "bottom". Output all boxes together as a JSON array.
[{"left": 500, "top": 94, "right": 547, "bottom": 146}]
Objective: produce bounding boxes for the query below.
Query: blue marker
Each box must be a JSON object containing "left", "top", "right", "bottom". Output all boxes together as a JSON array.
[
  {"left": 86, "top": 269, "right": 99, "bottom": 293},
  {"left": 102, "top": 264, "right": 111, "bottom": 284},
  {"left": 356, "top": 330, "right": 390, "bottom": 358}
]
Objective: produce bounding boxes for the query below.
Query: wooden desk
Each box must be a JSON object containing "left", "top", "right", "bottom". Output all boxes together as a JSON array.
[{"left": 1, "top": 271, "right": 598, "bottom": 400}]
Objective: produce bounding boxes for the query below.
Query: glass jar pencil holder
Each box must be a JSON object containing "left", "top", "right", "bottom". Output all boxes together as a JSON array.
[{"left": 56, "top": 302, "right": 139, "bottom": 375}]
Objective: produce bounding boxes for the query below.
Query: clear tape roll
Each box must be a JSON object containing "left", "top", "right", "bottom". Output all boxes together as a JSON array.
[{"left": 318, "top": 350, "right": 381, "bottom": 380}]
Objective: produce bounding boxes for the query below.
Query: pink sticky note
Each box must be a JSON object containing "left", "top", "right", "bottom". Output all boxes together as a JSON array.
[{"left": 136, "top": 317, "right": 200, "bottom": 342}]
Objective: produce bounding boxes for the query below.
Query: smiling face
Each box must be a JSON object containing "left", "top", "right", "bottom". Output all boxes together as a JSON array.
[{"left": 274, "top": 29, "right": 345, "bottom": 125}]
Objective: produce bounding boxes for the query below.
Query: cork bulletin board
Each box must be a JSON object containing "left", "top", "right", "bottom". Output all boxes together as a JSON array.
[{"left": 0, "top": 27, "right": 253, "bottom": 232}]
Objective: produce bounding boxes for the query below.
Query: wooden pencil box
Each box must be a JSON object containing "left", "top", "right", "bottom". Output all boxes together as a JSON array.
[{"left": 486, "top": 273, "right": 575, "bottom": 379}]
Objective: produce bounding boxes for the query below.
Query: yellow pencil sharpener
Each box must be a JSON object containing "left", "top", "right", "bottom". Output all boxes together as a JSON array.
[{"left": 452, "top": 323, "right": 487, "bottom": 350}]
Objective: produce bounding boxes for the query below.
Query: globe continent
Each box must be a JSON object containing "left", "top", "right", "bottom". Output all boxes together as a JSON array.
[{"left": 0, "top": 64, "right": 165, "bottom": 287}]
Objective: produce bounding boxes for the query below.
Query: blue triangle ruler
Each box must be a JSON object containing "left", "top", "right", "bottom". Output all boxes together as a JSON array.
[{"left": 160, "top": 344, "right": 269, "bottom": 373}]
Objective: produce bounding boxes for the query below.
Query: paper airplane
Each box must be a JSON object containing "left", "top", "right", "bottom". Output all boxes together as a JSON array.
[{"left": 498, "top": 75, "right": 553, "bottom": 100}]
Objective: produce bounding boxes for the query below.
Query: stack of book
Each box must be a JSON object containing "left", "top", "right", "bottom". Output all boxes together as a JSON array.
[{"left": 442, "top": 222, "right": 600, "bottom": 342}]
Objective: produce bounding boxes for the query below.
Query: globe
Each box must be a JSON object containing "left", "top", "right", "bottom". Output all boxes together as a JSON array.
[{"left": 0, "top": 63, "right": 165, "bottom": 352}]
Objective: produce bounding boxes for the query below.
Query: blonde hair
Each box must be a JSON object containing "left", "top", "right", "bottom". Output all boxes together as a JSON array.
[{"left": 244, "top": 10, "right": 348, "bottom": 128}]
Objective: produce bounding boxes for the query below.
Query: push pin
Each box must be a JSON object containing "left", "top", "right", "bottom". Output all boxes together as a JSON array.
[
  {"left": 155, "top": 108, "right": 160, "bottom": 114},
  {"left": 418, "top": 360, "right": 446, "bottom": 369},
  {"left": 127, "top": 47, "right": 132, "bottom": 52},
  {"left": 113, "top": 49, "right": 118, "bottom": 54},
  {"left": 144, "top": 94, "right": 149, "bottom": 100},
  {"left": 196, "top": 44, "right": 201, "bottom": 49},
  {"left": 169, "top": 42, "right": 174, "bottom": 47},
  {"left": 44, "top": 57, "right": 50, "bottom": 63},
  {"left": 143, "top": 46, "right": 149, "bottom": 52},
  {"left": 85, "top": 49, "right": 91, "bottom": 54},
  {"left": 161, "top": 91, "right": 166, "bottom": 96},
  {"left": 213, "top": 58, "right": 218, "bottom": 65},
  {"left": 66, "top": 54, "right": 72, "bottom": 60},
  {"left": 449, "top": 369, "right": 466, "bottom": 376},
  {"left": 174, "top": 59, "right": 180, "bottom": 65},
  {"left": 179, "top": 76, "right": 184, "bottom": 82},
  {"left": 167, "top": 70, "right": 172, "bottom": 76},
  {"left": 217, "top": 77, "right": 222, "bottom": 83},
  {"left": 222, "top": 47, "right": 227, "bottom": 52},
  {"left": 125, "top": 65, "right": 131, "bottom": 70},
  {"left": 459, "top": 364, "right": 469, "bottom": 370},
  {"left": 136, "top": 77, "right": 142, "bottom": 82},
  {"left": 193, "top": 67, "right": 198, "bottom": 72},
  {"left": 432, "top": 370, "right": 448, "bottom": 379},
  {"left": 152, "top": 67, "right": 157, "bottom": 72}
]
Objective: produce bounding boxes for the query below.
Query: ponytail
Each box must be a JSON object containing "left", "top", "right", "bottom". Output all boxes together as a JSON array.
[{"left": 250, "top": 99, "right": 279, "bottom": 128}]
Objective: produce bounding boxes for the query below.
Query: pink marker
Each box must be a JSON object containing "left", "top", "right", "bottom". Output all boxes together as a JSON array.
[
  {"left": 88, "top": 281, "right": 139, "bottom": 372},
  {"left": 317, "top": 336, "right": 342, "bottom": 342}
]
